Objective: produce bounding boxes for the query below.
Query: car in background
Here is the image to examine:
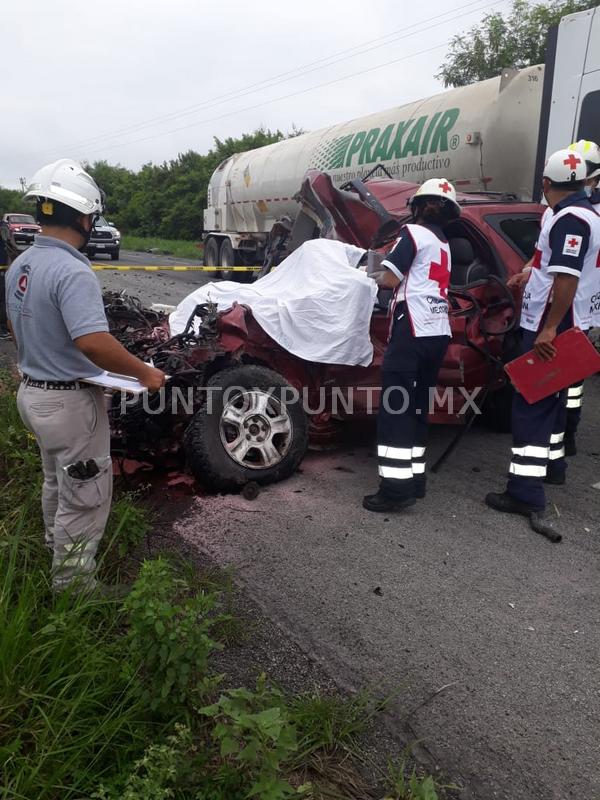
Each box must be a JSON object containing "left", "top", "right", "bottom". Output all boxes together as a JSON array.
[
  {"left": 86, "top": 216, "right": 121, "bottom": 261},
  {"left": 2, "top": 213, "right": 41, "bottom": 247}
]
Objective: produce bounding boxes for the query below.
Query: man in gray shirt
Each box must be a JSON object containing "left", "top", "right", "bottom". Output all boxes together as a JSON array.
[{"left": 6, "top": 159, "right": 165, "bottom": 595}]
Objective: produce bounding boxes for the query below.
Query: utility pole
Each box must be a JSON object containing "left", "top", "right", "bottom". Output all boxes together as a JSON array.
[{"left": 19, "top": 177, "right": 26, "bottom": 192}]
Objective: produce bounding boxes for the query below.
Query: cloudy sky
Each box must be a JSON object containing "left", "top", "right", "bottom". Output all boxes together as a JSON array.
[{"left": 1, "top": 0, "right": 513, "bottom": 189}]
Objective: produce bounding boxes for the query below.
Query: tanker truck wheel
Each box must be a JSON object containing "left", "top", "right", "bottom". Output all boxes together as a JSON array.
[
  {"left": 219, "top": 239, "right": 253, "bottom": 283},
  {"left": 184, "top": 365, "right": 309, "bottom": 491},
  {"left": 203, "top": 237, "right": 220, "bottom": 275}
]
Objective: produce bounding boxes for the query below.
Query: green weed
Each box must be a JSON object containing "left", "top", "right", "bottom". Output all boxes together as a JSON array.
[
  {"left": 289, "top": 690, "right": 387, "bottom": 764},
  {"left": 0, "top": 370, "right": 42, "bottom": 514},
  {"left": 384, "top": 759, "right": 443, "bottom": 800},
  {"left": 124, "top": 558, "right": 225, "bottom": 712},
  {"left": 98, "top": 490, "right": 153, "bottom": 582},
  {"left": 0, "top": 512, "right": 152, "bottom": 800},
  {"left": 119, "top": 236, "right": 203, "bottom": 260},
  {"left": 201, "top": 675, "right": 308, "bottom": 800}
]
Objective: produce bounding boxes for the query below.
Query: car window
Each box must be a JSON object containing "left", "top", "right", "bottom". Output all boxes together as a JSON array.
[
  {"left": 484, "top": 214, "right": 541, "bottom": 260},
  {"left": 8, "top": 214, "right": 35, "bottom": 224}
]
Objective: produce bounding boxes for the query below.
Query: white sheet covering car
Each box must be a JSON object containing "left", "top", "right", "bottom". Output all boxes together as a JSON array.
[{"left": 169, "top": 239, "right": 376, "bottom": 367}]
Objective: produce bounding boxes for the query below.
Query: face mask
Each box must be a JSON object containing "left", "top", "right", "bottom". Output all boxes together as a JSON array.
[
  {"left": 72, "top": 215, "right": 96, "bottom": 251},
  {"left": 420, "top": 208, "right": 445, "bottom": 225}
]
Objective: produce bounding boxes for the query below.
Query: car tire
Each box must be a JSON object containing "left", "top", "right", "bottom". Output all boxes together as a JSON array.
[
  {"left": 184, "top": 364, "right": 309, "bottom": 491},
  {"left": 203, "top": 237, "right": 221, "bottom": 275},
  {"left": 111, "top": 248, "right": 120, "bottom": 261}
]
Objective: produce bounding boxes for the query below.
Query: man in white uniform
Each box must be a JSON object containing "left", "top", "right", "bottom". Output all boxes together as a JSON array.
[
  {"left": 363, "top": 179, "right": 459, "bottom": 512},
  {"left": 486, "top": 149, "right": 600, "bottom": 525}
]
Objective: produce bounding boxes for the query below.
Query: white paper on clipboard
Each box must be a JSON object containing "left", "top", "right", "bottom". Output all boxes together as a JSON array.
[{"left": 82, "top": 371, "right": 146, "bottom": 394}]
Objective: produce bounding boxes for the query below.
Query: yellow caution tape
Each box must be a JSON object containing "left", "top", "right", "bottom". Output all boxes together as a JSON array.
[
  {"left": 0, "top": 265, "right": 261, "bottom": 271},
  {"left": 90, "top": 265, "right": 262, "bottom": 271}
]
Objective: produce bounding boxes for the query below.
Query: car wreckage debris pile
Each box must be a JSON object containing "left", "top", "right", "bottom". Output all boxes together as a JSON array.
[{"left": 104, "top": 291, "right": 215, "bottom": 465}]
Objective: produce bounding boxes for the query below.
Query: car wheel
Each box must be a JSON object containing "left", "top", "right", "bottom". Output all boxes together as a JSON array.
[
  {"left": 203, "top": 237, "right": 221, "bottom": 276},
  {"left": 111, "top": 248, "right": 120, "bottom": 261},
  {"left": 184, "top": 364, "right": 309, "bottom": 491}
]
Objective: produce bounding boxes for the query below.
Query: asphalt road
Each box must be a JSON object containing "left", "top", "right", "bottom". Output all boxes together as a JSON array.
[
  {"left": 93, "top": 249, "right": 216, "bottom": 302},
  {"left": 178, "top": 407, "right": 600, "bottom": 800}
]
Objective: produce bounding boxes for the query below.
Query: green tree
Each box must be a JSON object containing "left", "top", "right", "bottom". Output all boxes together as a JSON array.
[
  {"left": 437, "top": 0, "right": 600, "bottom": 87},
  {"left": 85, "top": 127, "right": 291, "bottom": 241},
  {"left": 0, "top": 187, "right": 30, "bottom": 217}
]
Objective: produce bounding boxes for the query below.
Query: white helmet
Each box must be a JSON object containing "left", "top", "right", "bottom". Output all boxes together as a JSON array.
[
  {"left": 568, "top": 139, "right": 600, "bottom": 179},
  {"left": 408, "top": 178, "right": 461, "bottom": 218},
  {"left": 23, "top": 159, "right": 103, "bottom": 216},
  {"left": 543, "top": 148, "right": 588, "bottom": 184}
]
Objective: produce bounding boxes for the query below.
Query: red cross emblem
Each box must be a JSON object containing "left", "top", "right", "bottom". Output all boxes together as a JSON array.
[
  {"left": 568, "top": 237, "right": 579, "bottom": 248},
  {"left": 439, "top": 181, "right": 451, "bottom": 194},
  {"left": 18, "top": 274, "right": 28, "bottom": 293},
  {"left": 429, "top": 249, "right": 450, "bottom": 299},
  {"left": 563, "top": 154, "right": 581, "bottom": 170}
]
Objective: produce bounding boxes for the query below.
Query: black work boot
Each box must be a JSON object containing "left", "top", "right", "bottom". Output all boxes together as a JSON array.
[
  {"left": 362, "top": 490, "right": 416, "bottom": 513},
  {"left": 564, "top": 434, "right": 577, "bottom": 457},
  {"left": 544, "top": 469, "right": 566, "bottom": 486},
  {"left": 413, "top": 480, "right": 426, "bottom": 500},
  {"left": 484, "top": 491, "right": 539, "bottom": 518}
]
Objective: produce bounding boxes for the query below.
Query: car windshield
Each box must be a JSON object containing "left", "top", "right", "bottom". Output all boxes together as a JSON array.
[
  {"left": 94, "top": 216, "right": 109, "bottom": 228},
  {"left": 9, "top": 214, "right": 35, "bottom": 224}
]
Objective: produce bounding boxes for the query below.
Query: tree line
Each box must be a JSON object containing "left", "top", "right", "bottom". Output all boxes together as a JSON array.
[
  {"left": 0, "top": 129, "right": 287, "bottom": 241},
  {"left": 85, "top": 129, "right": 287, "bottom": 241}
]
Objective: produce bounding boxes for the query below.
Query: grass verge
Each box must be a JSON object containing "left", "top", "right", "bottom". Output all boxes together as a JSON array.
[
  {"left": 0, "top": 369, "right": 446, "bottom": 800},
  {"left": 120, "top": 235, "right": 203, "bottom": 260}
]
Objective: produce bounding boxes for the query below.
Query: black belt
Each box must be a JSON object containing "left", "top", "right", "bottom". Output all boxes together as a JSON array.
[{"left": 23, "top": 375, "right": 83, "bottom": 390}]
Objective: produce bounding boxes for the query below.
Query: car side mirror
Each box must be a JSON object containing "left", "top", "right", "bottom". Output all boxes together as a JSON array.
[{"left": 108, "top": 222, "right": 115, "bottom": 227}]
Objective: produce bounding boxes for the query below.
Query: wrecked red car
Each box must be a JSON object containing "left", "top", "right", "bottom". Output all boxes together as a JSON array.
[{"left": 106, "top": 171, "right": 542, "bottom": 490}]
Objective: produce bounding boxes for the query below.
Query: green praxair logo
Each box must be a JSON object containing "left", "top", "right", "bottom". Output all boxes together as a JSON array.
[{"left": 310, "top": 108, "right": 460, "bottom": 171}]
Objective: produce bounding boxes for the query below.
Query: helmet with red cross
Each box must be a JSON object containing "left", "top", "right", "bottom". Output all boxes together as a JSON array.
[
  {"left": 408, "top": 178, "right": 461, "bottom": 221},
  {"left": 543, "top": 148, "right": 588, "bottom": 185},
  {"left": 568, "top": 139, "right": 600, "bottom": 179}
]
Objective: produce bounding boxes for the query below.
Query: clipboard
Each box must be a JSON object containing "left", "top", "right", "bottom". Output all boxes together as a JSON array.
[
  {"left": 504, "top": 328, "right": 600, "bottom": 404},
  {"left": 82, "top": 371, "right": 147, "bottom": 394}
]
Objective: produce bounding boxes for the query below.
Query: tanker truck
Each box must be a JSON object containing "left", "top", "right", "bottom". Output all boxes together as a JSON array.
[{"left": 202, "top": 6, "right": 600, "bottom": 277}]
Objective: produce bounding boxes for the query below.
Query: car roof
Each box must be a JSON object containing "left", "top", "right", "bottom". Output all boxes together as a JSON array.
[{"left": 364, "top": 178, "right": 544, "bottom": 215}]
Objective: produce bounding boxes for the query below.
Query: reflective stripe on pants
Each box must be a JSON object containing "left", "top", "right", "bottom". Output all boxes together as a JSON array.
[
  {"left": 506, "top": 328, "right": 567, "bottom": 510},
  {"left": 377, "top": 312, "right": 449, "bottom": 500}
]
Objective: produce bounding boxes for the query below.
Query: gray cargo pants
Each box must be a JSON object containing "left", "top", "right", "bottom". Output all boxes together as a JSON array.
[{"left": 17, "top": 382, "right": 113, "bottom": 590}]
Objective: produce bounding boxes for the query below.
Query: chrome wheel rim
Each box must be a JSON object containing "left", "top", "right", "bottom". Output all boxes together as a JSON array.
[{"left": 219, "top": 389, "right": 293, "bottom": 470}]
